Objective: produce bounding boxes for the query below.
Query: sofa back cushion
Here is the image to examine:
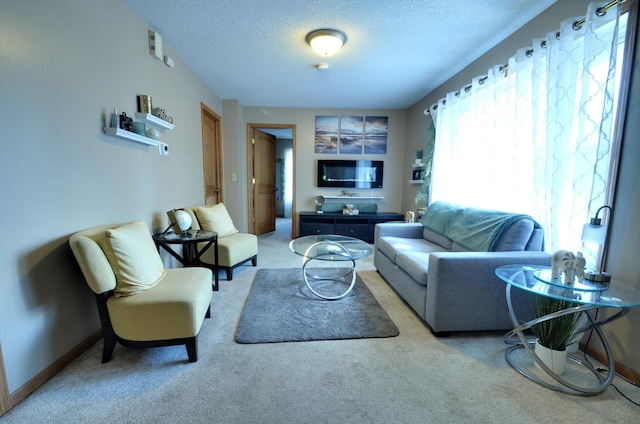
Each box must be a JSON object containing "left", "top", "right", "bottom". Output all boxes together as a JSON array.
[{"left": 421, "top": 201, "right": 543, "bottom": 252}]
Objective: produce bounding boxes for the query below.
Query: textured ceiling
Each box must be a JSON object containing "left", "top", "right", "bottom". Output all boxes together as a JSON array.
[{"left": 125, "top": 0, "right": 556, "bottom": 109}]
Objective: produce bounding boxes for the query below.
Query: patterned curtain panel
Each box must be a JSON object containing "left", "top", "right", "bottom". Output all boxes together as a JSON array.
[{"left": 428, "top": 1, "right": 625, "bottom": 262}]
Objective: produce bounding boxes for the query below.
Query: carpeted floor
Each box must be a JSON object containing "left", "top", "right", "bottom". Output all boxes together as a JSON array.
[
  {"left": 235, "top": 268, "right": 399, "bottom": 343},
  {"left": 1, "top": 219, "right": 639, "bottom": 423}
]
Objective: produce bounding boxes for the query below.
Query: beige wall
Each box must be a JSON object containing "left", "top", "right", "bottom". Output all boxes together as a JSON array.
[
  {"left": 0, "top": 0, "right": 221, "bottom": 393},
  {"left": 405, "top": 0, "right": 640, "bottom": 375},
  {"left": 243, "top": 107, "right": 407, "bottom": 225}
]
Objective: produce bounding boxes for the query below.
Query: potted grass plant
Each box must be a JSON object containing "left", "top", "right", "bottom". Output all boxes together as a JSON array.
[{"left": 530, "top": 296, "right": 585, "bottom": 375}]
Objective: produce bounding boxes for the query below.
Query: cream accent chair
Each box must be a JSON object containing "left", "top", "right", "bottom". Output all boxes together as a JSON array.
[
  {"left": 183, "top": 204, "right": 258, "bottom": 280},
  {"left": 69, "top": 221, "right": 213, "bottom": 363}
]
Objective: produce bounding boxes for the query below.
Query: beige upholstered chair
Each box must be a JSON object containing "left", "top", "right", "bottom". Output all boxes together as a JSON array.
[
  {"left": 69, "top": 221, "right": 213, "bottom": 363},
  {"left": 183, "top": 204, "right": 258, "bottom": 280}
]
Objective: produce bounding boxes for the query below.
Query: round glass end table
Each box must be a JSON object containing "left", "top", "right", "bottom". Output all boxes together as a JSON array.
[
  {"left": 289, "top": 235, "right": 373, "bottom": 300},
  {"left": 495, "top": 264, "right": 640, "bottom": 396}
]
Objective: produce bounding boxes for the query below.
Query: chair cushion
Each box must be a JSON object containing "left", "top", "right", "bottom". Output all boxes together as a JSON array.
[
  {"left": 198, "top": 233, "right": 258, "bottom": 267},
  {"left": 107, "top": 267, "right": 213, "bottom": 341},
  {"left": 98, "top": 221, "right": 166, "bottom": 298},
  {"left": 194, "top": 203, "right": 239, "bottom": 237}
]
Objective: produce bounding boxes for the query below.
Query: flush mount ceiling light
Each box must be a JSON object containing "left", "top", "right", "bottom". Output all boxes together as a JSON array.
[{"left": 305, "top": 29, "right": 347, "bottom": 57}]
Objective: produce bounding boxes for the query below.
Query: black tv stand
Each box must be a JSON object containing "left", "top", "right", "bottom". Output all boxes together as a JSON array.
[{"left": 298, "top": 212, "right": 404, "bottom": 243}]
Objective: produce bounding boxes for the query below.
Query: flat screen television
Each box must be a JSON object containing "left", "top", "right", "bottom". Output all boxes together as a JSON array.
[{"left": 317, "top": 160, "right": 383, "bottom": 188}]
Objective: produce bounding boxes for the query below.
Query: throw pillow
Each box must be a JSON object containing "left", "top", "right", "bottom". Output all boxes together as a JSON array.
[
  {"left": 98, "top": 221, "right": 166, "bottom": 297},
  {"left": 194, "top": 203, "right": 239, "bottom": 237}
]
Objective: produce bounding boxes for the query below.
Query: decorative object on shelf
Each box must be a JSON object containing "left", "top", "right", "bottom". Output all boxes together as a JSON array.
[
  {"left": 119, "top": 112, "right": 133, "bottom": 131},
  {"left": 131, "top": 121, "right": 146, "bottom": 136},
  {"left": 415, "top": 149, "right": 423, "bottom": 165},
  {"left": 581, "top": 205, "right": 612, "bottom": 284},
  {"left": 343, "top": 203, "right": 358, "bottom": 215},
  {"left": 110, "top": 108, "right": 120, "bottom": 128},
  {"left": 152, "top": 107, "right": 173, "bottom": 124},
  {"left": 137, "top": 94, "right": 153, "bottom": 113},
  {"left": 163, "top": 209, "right": 192, "bottom": 235},
  {"left": 416, "top": 208, "right": 426, "bottom": 220},
  {"left": 404, "top": 211, "right": 415, "bottom": 223},
  {"left": 530, "top": 296, "right": 585, "bottom": 375},
  {"left": 550, "top": 250, "right": 586, "bottom": 285},
  {"left": 412, "top": 168, "right": 423, "bottom": 181},
  {"left": 146, "top": 128, "right": 160, "bottom": 140},
  {"left": 341, "top": 190, "right": 360, "bottom": 197},
  {"left": 314, "top": 195, "right": 325, "bottom": 213}
]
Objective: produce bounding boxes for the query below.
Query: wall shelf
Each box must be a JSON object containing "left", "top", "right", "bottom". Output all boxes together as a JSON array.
[
  {"left": 321, "top": 196, "right": 384, "bottom": 201},
  {"left": 134, "top": 112, "right": 175, "bottom": 130},
  {"left": 412, "top": 163, "right": 425, "bottom": 169},
  {"left": 409, "top": 180, "right": 424, "bottom": 184},
  {"left": 103, "top": 127, "right": 160, "bottom": 146}
]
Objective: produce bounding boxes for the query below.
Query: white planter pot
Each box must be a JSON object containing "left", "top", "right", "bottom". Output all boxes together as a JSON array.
[{"left": 534, "top": 339, "right": 568, "bottom": 375}]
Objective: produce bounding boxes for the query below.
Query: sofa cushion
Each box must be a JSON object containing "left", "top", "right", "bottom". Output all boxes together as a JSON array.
[
  {"left": 396, "top": 252, "right": 430, "bottom": 286},
  {"left": 193, "top": 203, "right": 239, "bottom": 237},
  {"left": 98, "top": 221, "right": 166, "bottom": 298},
  {"left": 377, "top": 236, "right": 447, "bottom": 264},
  {"left": 422, "top": 227, "right": 453, "bottom": 250},
  {"left": 493, "top": 219, "right": 534, "bottom": 251}
]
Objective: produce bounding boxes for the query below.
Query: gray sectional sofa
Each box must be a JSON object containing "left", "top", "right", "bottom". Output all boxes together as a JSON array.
[{"left": 374, "top": 201, "right": 551, "bottom": 335}]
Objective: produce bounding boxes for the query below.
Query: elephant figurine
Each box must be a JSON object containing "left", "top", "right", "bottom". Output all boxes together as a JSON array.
[{"left": 551, "top": 250, "right": 586, "bottom": 284}]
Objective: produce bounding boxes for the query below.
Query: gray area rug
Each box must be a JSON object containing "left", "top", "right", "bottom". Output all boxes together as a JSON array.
[{"left": 235, "top": 268, "right": 399, "bottom": 343}]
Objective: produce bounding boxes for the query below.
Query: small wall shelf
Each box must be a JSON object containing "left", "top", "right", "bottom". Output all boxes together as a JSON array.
[
  {"left": 103, "top": 127, "right": 160, "bottom": 146},
  {"left": 409, "top": 180, "right": 424, "bottom": 184},
  {"left": 412, "top": 162, "right": 425, "bottom": 168},
  {"left": 134, "top": 112, "right": 175, "bottom": 130}
]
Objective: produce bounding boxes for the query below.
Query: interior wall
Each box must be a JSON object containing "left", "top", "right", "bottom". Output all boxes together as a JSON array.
[
  {"left": 0, "top": 0, "right": 222, "bottom": 394},
  {"left": 243, "top": 107, "right": 407, "bottom": 228},
  {"left": 405, "top": 0, "right": 640, "bottom": 375}
]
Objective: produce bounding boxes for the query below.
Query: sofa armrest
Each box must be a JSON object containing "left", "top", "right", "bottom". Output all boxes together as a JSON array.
[
  {"left": 374, "top": 222, "right": 424, "bottom": 241},
  {"left": 425, "top": 251, "right": 552, "bottom": 333}
]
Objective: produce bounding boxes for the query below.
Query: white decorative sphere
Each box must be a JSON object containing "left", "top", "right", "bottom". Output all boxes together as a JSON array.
[
  {"left": 146, "top": 128, "right": 160, "bottom": 140},
  {"left": 174, "top": 210, "right": 192, "bottom": 232}
]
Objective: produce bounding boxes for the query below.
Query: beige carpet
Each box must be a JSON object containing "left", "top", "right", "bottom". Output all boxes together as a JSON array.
[{"left": 1, "top": 219, "right": 639, "bottom": 423}]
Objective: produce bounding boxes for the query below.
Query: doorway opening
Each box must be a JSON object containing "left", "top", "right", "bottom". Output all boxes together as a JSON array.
[{"left": 247, "top": 124, "right": 296, "bottom": 240}]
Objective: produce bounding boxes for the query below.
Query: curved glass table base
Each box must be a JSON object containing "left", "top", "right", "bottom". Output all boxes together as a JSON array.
[
  {"left": 300, "top": 242, "right": 357, "bottom": 300},
  {"left": 504, "top": 284, "right": 629, "bottom": 396}
]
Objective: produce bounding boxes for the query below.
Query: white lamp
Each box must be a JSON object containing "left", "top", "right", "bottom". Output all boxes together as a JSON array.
[
  {"left": 305, "top": 29, "right": 346, "bottom": 56},
  {"left": 581, "top": 205, "right": 612, "bottom": 284}
]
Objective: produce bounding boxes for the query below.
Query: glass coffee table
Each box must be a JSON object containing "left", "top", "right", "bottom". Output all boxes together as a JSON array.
[{"left": 289, "top": 235, "right": 373, "bottom": 300}]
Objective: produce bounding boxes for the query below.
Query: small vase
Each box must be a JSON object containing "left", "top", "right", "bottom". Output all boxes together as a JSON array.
[{"left": 534, "top": 339, "right": 568, "bottom": 375}]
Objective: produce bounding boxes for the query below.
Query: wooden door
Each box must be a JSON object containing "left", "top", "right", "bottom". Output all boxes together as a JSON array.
[
  {"left": 253, "top": 129, "right": 276, "bottom": 235},
  {"left": 201, "top": 104, "right": 223, "bottom": 205}
]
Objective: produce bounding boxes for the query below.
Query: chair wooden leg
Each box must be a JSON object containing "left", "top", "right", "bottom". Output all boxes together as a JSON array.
[
  {"left": 186, "top": 337, "right": 198, "bottom": 362},
  {"left": 102, "top": 334, "right": 117, "bottom": 363}
]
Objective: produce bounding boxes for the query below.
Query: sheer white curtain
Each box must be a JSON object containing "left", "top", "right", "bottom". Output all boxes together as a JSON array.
[{"left": 430, "top": 1, "right": 623, "bottom": 258}]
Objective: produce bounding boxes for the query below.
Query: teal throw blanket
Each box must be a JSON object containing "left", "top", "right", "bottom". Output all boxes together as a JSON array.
[{"left": 421, "top": 201, "right": 541, "bottom": 252}]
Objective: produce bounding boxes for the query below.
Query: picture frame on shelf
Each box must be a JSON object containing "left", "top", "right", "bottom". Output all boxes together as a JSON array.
[{"left": 412, "top": 169, "right": 423, "bottom": 180}]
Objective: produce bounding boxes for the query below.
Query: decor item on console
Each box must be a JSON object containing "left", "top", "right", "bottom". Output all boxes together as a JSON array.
[
  {"left": 374, "top": 201, "right": 551, "bottom": 335},
  {"left": 550, "top": 250, "right": 586, "bottom": 285}
]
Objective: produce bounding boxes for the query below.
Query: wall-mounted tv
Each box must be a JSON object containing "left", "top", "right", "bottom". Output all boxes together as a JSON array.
[{"left": 317, "top": 160, "right": 384, "bottom": 188}]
